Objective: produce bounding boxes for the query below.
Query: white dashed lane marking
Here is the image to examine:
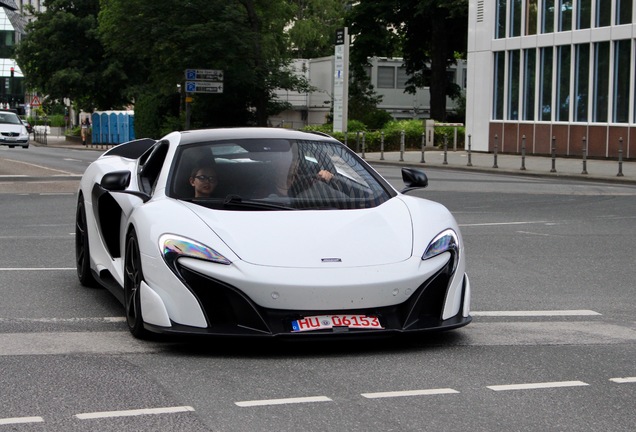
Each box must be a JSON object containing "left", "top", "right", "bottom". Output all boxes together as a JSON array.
[
  {"left": 75, "top": 406, "right": 195, "bottom": 420},
  {"left": 486, "top": 380, "right": 589, "bottom": 391},
  {"left": 235, "top": 396, "right": 332, "bottom": 407},
  {"left": 361, "top": 388, "right": 459, "bottom": 399}
]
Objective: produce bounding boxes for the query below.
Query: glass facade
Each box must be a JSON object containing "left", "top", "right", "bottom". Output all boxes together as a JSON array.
[{"left": 492, "top": 0, "right": 636, "bottom": 125}]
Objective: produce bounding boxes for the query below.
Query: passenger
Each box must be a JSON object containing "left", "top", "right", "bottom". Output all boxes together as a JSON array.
[{"left": 189, "top": 163, "right": 218, "bottom": 198}]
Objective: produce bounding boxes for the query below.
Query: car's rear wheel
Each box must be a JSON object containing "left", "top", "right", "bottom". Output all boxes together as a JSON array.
[
  {"left": 75, "top": 195, "right": 96, "bottom": 287},
  {"left": 124, "top": 229, "right": 150, "bottom": 339}
]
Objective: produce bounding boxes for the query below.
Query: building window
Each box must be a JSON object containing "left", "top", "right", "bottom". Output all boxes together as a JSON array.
[
  {"left": 574, "top": 43, "right": 590, "bottom": 122},
  {"left": 493, "top": 51, "right": 505, "bottom": 120},
  {"left": 613, "top": 39, "right": 630, "bottom": 123},
  {"left": 523, "top": 48, "right": 536, "bottom": 120},
  {"left": 542, "top": 0, "right": 555, "bottom": 33},
  {"left": 559, "top": 0, "right": 572, "bottom": 31},
  {"left": 595, "top": 0, "right": 611, "bottom": 27},
  {"left": 377, "top": 66, "right": 395, "bottom": 88},
  {"left": 577, "top": 0, "right": 591, "bottom": 29},
  {"left": 616, "top": 0, "right": 632, "bottom": 24},
  {"left": 540, "top": 47, "right": 554, "bottom": 121},
  {"left": 495, "top": 0, "right": 507, "bottom": 38},
  {"left": 510, "top": 0, "right": 522, "bottom": 36},
  {"left": 526, "top": 0, "right": 538, "bottom": 35},
  {"left": 592, "top": 41, "right": 609, "bottom": 122},
  {"left": 397, "top": 67, "right": 408, "bottom": 89},
  {"left": 508, "top": 50, "right": 520, "bottom": 119},
  {"left": 556, "top": 45, "right": 571, "bottom": 121},
  {"left": 0, "top": 31, "right": 15, "bottom": 58}
]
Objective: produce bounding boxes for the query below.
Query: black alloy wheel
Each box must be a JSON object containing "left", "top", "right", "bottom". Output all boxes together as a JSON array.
[
  {"left": 75, "top": 195, "right": 96, "bottom": 287},
  {"left": 124, "top": 229, "right": 149, "bottom": 339}
]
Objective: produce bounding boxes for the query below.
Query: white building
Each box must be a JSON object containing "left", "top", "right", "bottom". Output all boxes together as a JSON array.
[
  {"left": 270, "top": 56, "right": 467, "bottom": 130},
  {"left": 467, "top": 0, "right": 634, "bottom": 158}
]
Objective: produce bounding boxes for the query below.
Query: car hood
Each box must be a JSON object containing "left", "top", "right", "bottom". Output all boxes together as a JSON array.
[
  {"left": 0, "top": 124, "right": 24, "bottom": 133},
  {"left": 188, "top": 198, "right": 415, "bottom": 267}
]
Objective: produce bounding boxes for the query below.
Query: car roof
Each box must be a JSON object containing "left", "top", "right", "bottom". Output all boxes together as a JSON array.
[{"left": 176, "top": 127, "right": 339, "bottom": 146}]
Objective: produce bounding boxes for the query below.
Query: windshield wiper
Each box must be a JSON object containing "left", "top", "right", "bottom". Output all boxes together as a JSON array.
[{"left": 222, "top": 194, "right": 295, "bottom": 210}]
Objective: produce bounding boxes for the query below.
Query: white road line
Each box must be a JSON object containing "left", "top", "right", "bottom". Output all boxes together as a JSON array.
[
  {"left": 0, "top": 317, "right": 125, "bottom": 323},
  {"left": 235, "top": 396, "right": 332, "bottom": 407},
  {"left": 460, "top": 221, "right": 548, "bottom": 227},
  {"left": 487, "top": 380, "right": 589, "bottom": 391},
  {"left": 0, "top": 416, "right": 44, "bottom": 425},
  {"left": 361, "top": 388, "right": 459, "bottom": 399},
  {"left": 472, "top": 310, "right": 601, "bottom": 317},
  {"left": 0, "top": 267, "right": 75, "bottom": 271},
  {"left": 75, "top": 406, "right": 194, "bottom": 420},
  {"left": 610, "top": 377, "right": 636, "bottom": 383},
  {"left": 0, "top": 158, "right": 74, "bottom": 175}
]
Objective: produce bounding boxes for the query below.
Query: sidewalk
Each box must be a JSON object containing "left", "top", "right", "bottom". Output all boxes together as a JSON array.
[{"left": 37, "top": 135, "right": 636, "bottom": 185}]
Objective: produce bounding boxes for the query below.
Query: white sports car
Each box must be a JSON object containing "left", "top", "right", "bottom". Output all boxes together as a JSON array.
[{"left": 75, "top": 127, "right": 471, "bottom": 339}]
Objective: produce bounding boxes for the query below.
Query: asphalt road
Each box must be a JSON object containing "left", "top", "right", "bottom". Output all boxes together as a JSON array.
[{"left": 0, "top": 146, "right": 634, "bottom": 431}]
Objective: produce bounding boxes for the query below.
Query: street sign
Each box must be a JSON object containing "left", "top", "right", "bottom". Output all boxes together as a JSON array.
[
  {"left": 184, "top": 69, "right": 223, "bottom": 82},
  {"left": 30, "top": 96, "right": 41, "bottom": 107},
  {"left": 185, "top": 81, "right": 224, "bottom": 93}
]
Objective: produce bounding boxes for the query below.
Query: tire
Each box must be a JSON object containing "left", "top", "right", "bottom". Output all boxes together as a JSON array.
[
  {"left": 124, "top": 229, "right": 150, "bottom": 339},
  {"left": 75, "top": 195, "right": 97, "bottom": 287}
]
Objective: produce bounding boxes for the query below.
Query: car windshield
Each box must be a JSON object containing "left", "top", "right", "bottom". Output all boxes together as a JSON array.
[
  {"left": 169, "top": 138, "right": 394, "bottom": 210},
  {"left": 0, "top": 113, "right": 21, "bottom": 125}
]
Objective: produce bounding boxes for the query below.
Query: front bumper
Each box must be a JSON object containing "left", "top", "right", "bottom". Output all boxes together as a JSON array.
[{"left": 143, "top": 260, "right": 471, "bottom": 338}]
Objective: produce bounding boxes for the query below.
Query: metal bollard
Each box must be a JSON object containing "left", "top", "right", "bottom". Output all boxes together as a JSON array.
[
  {"left": 493, "top": 134, "right": 498, "bottom": 168},
  {"left": 618, "top": 137, "right": 624, "bottom": 177},
  {"left": 420, "top": 132, "right": 426, "bottom": 163},
  {"left": 581, "top": 136, "right": 588, "bottom": 175},
  {"left": 355, "top": 131, "right": 360, "bottom": 153},
  {"left": 361, "top": 131, "right": 366, "bottom": 159},
  {"left": 380, "top": 131, "right": 385, "bottom": 160},
  {"left": 443, "top": 136, "right": 448, "bottom": 164},
  {"left": 520, "top": 135, "right": 526, "bottom": 170},
  {"left": 467, "top": 134, "right": 472, "bottom": 166},
  {"left": 399, "top": 130, "right": 405, "bottom": 162},
  {"left": 550, "top": 136, "right": 557, "bottom": 173}
]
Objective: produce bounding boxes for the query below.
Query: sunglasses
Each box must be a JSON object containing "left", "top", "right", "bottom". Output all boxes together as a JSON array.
[{"left": 194, "top": 175, "right": 217, "bottom": 182}]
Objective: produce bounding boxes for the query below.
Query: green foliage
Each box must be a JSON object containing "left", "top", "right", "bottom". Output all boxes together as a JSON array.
[
  {"left": 98, "top": 0, "right": 307, "bottom": 128},
  {"left": 133, "top": 92, "right": 181, "bottom": 139},
  {"left": 286, "top": 0, "right": 348, "bottom": 58},
  {"left": 15, "top": 0, "right": 130, "bottom": 111},
  {"left": 303, "top": 119, "right": 465, "bottom": 151}
]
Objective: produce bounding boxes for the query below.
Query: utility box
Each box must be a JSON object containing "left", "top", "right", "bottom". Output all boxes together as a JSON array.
[{"left": 425, "top": 119, "right": 435, "bottom": 147}]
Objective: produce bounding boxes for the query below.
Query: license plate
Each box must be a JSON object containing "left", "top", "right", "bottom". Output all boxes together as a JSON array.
[{"left": 291, "top": 314, "right": 383, "bottom": 332}]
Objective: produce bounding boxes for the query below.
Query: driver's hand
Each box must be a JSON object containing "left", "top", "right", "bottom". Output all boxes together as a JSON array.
[{"left": 317, "top": 169, "right": 334, "bottom": 182}]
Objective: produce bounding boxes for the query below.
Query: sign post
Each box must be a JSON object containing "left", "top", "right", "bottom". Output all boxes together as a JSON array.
[
  {"left": 184, "top": 69, "right": 224, "bottom": 129},
  {"left": 333, "top": 28, "right": 349, "bottom": 134}
]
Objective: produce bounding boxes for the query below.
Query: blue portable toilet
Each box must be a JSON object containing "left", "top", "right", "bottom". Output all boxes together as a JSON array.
[
  {"left": 91, "top": 113, "right": 100, "bottom": 144},
  {"left": 99, "top": 112, "right": 108, "bottom": 144},
  {"left": 109, "top": 112, "right": 118, "bottom": 144}
]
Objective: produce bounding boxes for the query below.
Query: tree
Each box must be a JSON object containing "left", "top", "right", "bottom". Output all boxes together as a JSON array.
[
  {"left": 346, "top": 0, "right": 468, "bottom": 122},
  {"left": 14, "top": 0, "right": 130, "bottom": 112},
  {"left": 286, "top": 0, "right": 349, "bottom": 58},
  {"left": 99, "top": 0, "right": 312, "bottom": 130}
]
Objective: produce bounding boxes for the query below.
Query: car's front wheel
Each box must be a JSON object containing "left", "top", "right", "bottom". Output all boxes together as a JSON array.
[
  {"left": 124, "top": 228, "right": 150, "bottom": 339},
  {"left": 75, "top": 195, "right": 96, "bottom": 287}
]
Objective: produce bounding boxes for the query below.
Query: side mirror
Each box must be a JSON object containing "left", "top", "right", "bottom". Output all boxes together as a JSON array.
[
  {"left": 400, "top": 167, "right": 428, "bottom": 194},
  {"left": 100, "top": 170, "right": 150, "bottom": 202},
  {"left": 101, "top": 170, "right": 131, "bottom": 191}
]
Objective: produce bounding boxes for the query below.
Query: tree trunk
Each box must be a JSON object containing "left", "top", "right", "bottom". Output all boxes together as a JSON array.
[{"left": 429, "top": 8, "right": 449, "bottom": 122}]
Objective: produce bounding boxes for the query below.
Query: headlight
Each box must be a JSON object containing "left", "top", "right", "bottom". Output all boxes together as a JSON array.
[
  {"left": 422, "top": 229, "right": 459, "bottom": 270},
  {"left": 160, "top": 234, "right": 231, "bottom": 272}
]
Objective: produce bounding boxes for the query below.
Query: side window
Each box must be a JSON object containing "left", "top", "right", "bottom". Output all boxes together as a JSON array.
[{"left": 138, "top": 140, "right": 170, "bottom": 194}]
